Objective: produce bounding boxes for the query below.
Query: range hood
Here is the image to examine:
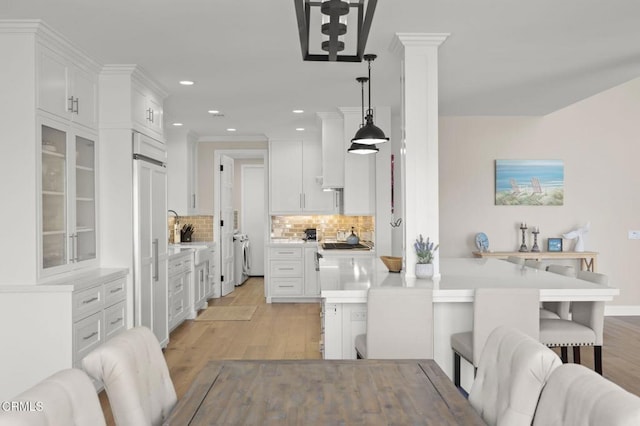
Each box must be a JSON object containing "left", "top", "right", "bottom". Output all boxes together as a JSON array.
[{"left": 317, "top": 111, "right": 344, "bottom": 190}]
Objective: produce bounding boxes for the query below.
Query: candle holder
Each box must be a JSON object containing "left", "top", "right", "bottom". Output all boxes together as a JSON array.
[
  {"left": 531, "top": 230, "right": 540, "bottom": 252},
  {"left": 519, "top": 224, "right": 528, "bottom": 252}
]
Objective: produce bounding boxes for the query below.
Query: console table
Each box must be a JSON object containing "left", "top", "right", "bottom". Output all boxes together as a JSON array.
[{"left": 472, "top": 250, "right": 598, "bottom": 272}]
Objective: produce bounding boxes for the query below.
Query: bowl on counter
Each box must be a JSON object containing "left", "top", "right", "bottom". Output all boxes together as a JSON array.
[{"left": 380, "top": 256, "right": 403, "bottom": 273}]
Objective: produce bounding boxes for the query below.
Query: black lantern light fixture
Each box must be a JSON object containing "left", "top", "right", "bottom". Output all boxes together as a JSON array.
[
  {"left": 294, "top": 0, "right": 378, "bottom": 62},
  {"left": 351, "top": 53, "right": 389, "bottom": 145},
  {"left": 348, "top": 76, "right": 379, "bottom": 154}
]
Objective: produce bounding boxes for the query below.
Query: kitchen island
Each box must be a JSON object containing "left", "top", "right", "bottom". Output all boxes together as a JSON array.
[{"left": 319, "top": 256, "right": 619, "bottom": 388}]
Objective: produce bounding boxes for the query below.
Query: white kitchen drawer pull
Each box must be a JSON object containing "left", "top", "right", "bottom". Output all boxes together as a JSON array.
[
  {"left": 279, "top": 267, "right": 295, "bottom": 271},
  {"left": 279, "top": 285, "right": 295, "bottom": 288},
  {"left": 110, "top": 317, "right": 122, "bottom": 325},
  {"left": 109, "top": 287, "right": 123, "bottom": 294},
  {"left": 82, "top": 296, "right": 98, "bottom": 304},
  {"left": 82, "top": 331, "right": 98, "bottom": 340}
]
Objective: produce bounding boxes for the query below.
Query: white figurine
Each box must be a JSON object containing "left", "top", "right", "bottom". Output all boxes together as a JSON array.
[{"left": 562, "top": 222, "right": 590, "bottom": 252}]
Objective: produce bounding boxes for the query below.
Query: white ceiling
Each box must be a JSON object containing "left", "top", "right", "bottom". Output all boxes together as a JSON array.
[{"left": 3, "top": 0, "right": 640, "bottom": 141}]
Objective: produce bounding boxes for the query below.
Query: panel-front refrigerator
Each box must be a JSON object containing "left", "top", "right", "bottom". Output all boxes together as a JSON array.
[{"left": 133, "top": 132, "right": 169, "bottom": 347}]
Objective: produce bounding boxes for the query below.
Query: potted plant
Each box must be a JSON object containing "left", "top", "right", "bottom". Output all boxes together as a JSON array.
[{"left": 414, "top": 234, "right": 439, "bottom": 278}]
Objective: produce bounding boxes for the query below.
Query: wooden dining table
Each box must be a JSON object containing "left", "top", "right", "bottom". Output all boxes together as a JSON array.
[{"left": 164, "top": 359, "right": 484, "bottom": 425}]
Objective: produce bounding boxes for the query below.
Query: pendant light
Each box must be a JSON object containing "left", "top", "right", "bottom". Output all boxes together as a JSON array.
[
  {"left": 351, "top": 54, "right": 389, "bottom": 145},
  {"left": 348, "top": 76, "right": 379, "bottom": 154}
]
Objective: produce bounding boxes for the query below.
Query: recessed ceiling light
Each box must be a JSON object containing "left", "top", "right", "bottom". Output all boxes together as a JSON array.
[
  {"left": 172, "top": 122, "right": 183, "bottom": 126},
  {"left": 179, "top": 80, "right": 195, "bottom": 86},
  {"left": 293, "top": 109, "right": 304, "bottom": 114},
  {"left": 227, "top": 128, "right": 236, "bottom": 132},
  {"left": 208, "top": 110, "right": 220, "bottom": 114},
  {"left": 296, "top": 128, "right": 305, "bottom": 131}
]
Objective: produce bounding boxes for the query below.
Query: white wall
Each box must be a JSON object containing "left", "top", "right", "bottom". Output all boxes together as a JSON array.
[
  {"left": 440, "top": 76, "right": 640, "bottom": 309},
  {"left": 197, "top": 141, "right": 269, "bottom": 214}
]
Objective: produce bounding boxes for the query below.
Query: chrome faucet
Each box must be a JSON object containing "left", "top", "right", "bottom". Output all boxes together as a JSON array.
[{"left": 168, "top": 210, "right": 179, "bottom": 220}]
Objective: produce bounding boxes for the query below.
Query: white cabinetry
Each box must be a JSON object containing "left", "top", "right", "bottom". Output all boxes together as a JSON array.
[
  {"left": 168, "top": 251, "right": 193, "bottom": 331},
  {"left": 37, "top": 44, "right": 98, "bottom": 129},
  {"left": 40, "top": 116, "right": 98, "bottom": 277},
  {"left": 267, "top": 244, "right": 322, "bottom": 302},
  {"left": 194, "top": 261, "right": 208, "bottom": 311},
  {"left": 132, "top": 81, "right": 164, "bottom": 141},
  {"left": 99, "top": 65, "right": 167, "bottom": 142},
  {"left": 166, "top": 127, "right": 198, "bottom": 215},
  {"left": 0, "top": 21, "right": 102, "bottom": 285},
  {"left": 133, "top": 134, "right": 169, "bottom": 347},
  {"left": 340, "top": 107, "right": 375, "bottom": 215},
  {"left": 304, "top": 247, "right": 320, "bottom": 297},
  {"left": 269, "top": 139, "right": 338, "bottom": 215},
  {"left": 0, "top": 269, "right": 127, "bottom": 400}
]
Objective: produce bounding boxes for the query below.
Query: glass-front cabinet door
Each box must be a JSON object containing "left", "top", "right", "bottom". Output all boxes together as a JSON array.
[
  {"left": 40, "top": 119, "right": 97, "bottom": 276},
  {"left": 74, "top": 135, "right": 96, "bottom": 262},
  {"left": 41, "top": 124, "right": 68, "bottom": 269}
]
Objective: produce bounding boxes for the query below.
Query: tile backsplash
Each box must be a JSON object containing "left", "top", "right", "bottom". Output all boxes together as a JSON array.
[
  {"left": 168, "top": 215, "right": 214, "bottom": 242},
  {"left": 271, "top": 215, "right": 374, "bottom": 241}
]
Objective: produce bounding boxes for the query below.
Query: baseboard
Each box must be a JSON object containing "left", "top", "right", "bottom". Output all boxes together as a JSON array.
[{"left": 605, "top": 305, "right": 640, "bottom": 316}]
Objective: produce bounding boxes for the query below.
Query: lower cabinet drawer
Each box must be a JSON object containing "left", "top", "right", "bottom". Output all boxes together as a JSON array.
[
  {"left": 73, "top": 311, "right": 103, "bottom": 365},
  {"left": 271, "top": 278, "right": 303, "bottom": 296},
  {"left": 104, "top": 278, "right": 126, "bottom": 306},
  {"left": 104, "top": 300, "right": 126, "bottom": 340},
  {"left": 270, "top": 261, "right": 303, "bottom": 277},
  {"left": 172, "top": 297, "right": 185, "bottom": 320},
  {"left": 73, "top": 285, "right": 104, "bottom": 321}
]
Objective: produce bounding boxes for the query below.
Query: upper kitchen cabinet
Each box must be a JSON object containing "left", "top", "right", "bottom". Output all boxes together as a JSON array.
[
  {"left": 269, "top": 139, "right": 339, "bottom": 215},
  {"left": 340, "top": 107, "right": 376, "bottom": 216},
  {"left": 0, "top": 20, "right": 101, "bottom": 284},
  {"left": 166, "top": 127, "right": 198, "bottom": 215},
  {"left": 132, "top": 80, "right": 164, "bottom": 140},
  {"left": 37, "top": 44, "right": 98, "bottom": 130},
  {"left": 99, "top": 65, "right": 168, "bottom": 142}
]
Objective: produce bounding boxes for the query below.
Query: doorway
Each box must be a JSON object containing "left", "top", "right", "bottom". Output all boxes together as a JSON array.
[{"left": 213, "top": 149, "right": 268, "bottom": 297}]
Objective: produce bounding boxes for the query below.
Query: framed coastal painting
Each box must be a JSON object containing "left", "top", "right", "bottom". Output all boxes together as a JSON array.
[{"left": 495, "top": 159, "right": 564, "bottom": 206}]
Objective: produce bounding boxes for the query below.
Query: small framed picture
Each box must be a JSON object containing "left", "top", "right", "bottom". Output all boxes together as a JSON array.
[{"left": 547, "top": 238, "right": 563, "bottom": 252}]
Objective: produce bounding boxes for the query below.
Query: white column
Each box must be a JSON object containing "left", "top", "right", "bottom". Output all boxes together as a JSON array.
[{"left": 390, "top": 33, "right": 449, "bottom": 277}]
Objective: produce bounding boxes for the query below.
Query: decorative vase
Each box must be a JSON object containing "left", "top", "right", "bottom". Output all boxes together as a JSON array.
[{"left": 415, "top": 263, "right": 433, "bottom": 279}]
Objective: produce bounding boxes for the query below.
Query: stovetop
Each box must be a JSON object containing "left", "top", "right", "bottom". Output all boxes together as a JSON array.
[{"left": 322, "top": 242, "right": 371, "bottom": 250}]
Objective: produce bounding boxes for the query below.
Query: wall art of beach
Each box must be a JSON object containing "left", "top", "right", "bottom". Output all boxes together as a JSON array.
[{"left": 495, "top": 159, "right": 564, "bottom": 206}]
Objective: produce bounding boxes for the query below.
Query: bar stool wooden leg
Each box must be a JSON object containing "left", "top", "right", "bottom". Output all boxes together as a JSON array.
[
  {"left": 573, "top": 346, "right": 581, "bottom": 364},
  {"left": 454, "top": 352, "right": 461, "bottom": 387},
  {"left": 594, "top": 346, "right": 603, "bottom": 375},
  {"left": 560, "top": 346, "right": 568, "bottom": 363}
]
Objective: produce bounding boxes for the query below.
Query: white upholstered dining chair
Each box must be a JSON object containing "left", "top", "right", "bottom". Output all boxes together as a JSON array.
[
  {"left": 533, "top": 364, "right": 640, "bottom": 425},
  {"left": 539, "top": 297, "right": 605, "bottom": 373},
  {"left": 82, "top": 326, "right": 177, "bottom": 426},
  {"left": 469, "top": 326, "right": 562, "bottom": 426},
  {"left": 539, "top": 264, "right": 574, "bottom": 321},
  {"left": 355, "top": 287, "right": 433, "bottom": 359},
  {"left": 0, "top": 368, "right": 106, "bottom": 426},
  {"left": 450, "top": 288, "right": 540, "bottom": 388}
]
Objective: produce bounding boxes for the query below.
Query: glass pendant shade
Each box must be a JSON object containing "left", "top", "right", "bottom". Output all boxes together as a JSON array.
[{"left": 348, "top": 142, "right": 379, "bottom": 154}]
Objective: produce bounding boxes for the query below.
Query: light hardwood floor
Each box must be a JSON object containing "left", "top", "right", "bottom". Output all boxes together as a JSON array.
[{"left": 100, "top": 278, "right": 640, "bottom": 424}]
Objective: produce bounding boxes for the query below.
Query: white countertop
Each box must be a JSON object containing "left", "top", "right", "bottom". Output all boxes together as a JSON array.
[{"left": 320, "top": 257, "right": 619, "bottom": 303}]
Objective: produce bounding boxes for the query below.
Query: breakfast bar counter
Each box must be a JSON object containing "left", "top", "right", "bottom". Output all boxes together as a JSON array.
[{"left": 319, "top": 257, "right": 618, "bottom": 387}]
